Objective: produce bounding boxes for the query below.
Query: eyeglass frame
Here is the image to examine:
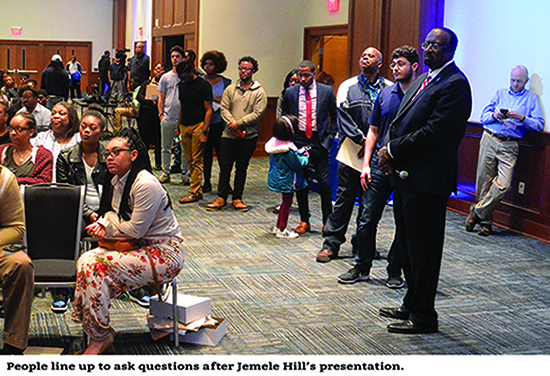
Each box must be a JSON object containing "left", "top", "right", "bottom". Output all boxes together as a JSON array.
[
  {"left": 421, "top": 42, "right": 449, "bottom": 52},
  {"left": 8, "top": 126, "right": 31, "bottom": 134},
  {"left": 103, "top": 148, "right": 132, "bottom": 159},
  {"left": 389, "top": 60, "right": 411, "bottom": 69}
]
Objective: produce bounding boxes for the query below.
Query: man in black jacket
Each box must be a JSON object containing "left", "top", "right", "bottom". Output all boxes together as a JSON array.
[{"left": 377, "top": 28, "right": 472, "bottom": 334}]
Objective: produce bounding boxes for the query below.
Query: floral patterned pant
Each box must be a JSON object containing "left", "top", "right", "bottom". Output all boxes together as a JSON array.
[{"left": 71, "top": 238, "right": 184, "bottom": 340}]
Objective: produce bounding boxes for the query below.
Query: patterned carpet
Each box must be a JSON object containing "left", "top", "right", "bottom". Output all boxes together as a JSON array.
[{"left": 9, "top": 158, "right": 550, "bottom": 355}]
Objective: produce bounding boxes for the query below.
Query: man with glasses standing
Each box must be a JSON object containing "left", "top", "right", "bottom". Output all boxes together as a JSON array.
[
  {"left": 315, "top": 47, "right": 391, "bottom": 263},
  {"left": 466, "top": 65, "right": 543, "bottom": 236},
  {"left": 281, "top": 60, "right": 337, "bottom": 234},
  {"left": 337, "top": 46, "right": 419, "bottom": 289},
  {"left": 206, "top": 56, "right": 267, "bottom": 212},
  {"left": 377, "top": 28, "right": 472, "bottom": 334}
]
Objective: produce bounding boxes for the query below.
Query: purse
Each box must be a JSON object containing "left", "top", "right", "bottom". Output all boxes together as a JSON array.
[{"left": 98, "top": 238, "right": 141, "bottom": 252}]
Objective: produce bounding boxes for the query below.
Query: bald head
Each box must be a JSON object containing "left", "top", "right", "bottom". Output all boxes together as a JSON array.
[
  {"left": 359, "top": 47, "right": 383, "bottom": 75},
  {"left": 510, "top": 65, "right": 529, "bottom": 93},
  {"left": 135, "top": 42, "right": 145, "bottom": 56}
]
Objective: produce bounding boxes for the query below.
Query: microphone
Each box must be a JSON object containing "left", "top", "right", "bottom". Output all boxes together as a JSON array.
[{"left": 396, "top": 170, "right": 409, "bottom": 180}]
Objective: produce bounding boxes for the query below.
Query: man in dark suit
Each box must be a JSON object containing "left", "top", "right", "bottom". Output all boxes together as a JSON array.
[
  {"left": 377, "top": 28, "right": 472, "bottom": 334},
  {"left": 282, "top": 60, "right": 337, "bottom": 234}
]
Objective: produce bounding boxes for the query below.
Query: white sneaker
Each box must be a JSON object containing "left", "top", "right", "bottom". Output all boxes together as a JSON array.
[
  {"left": 271, "top": 226, "right": 279, "bottom": 234},
  {"left": 276, "top": 228, "right": 299, "bottom": 239}
]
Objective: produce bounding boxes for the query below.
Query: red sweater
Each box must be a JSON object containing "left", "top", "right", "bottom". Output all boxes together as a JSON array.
[{"left": 0, "top": 144, "right": 53, "bottom": 185}]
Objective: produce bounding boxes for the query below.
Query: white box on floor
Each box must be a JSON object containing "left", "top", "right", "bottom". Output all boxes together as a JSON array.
[
  {"left": 172, "top": 318, "right": 226, "bottom": 346},
  {"left": 150, "top": 294, "right": 211, "bottom": 324}
]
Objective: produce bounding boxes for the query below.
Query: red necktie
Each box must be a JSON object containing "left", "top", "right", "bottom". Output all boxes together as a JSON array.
[
  {"left": 414, "top": 75, "right": 432, "bottom": 98},
  {"left": 305, "top": 89, "right": 312, "bottom": 138}
]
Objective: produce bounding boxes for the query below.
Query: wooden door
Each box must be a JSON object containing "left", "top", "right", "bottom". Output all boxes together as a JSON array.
[
  {"left": 0, "top": 42, "right": 41, "bottom": 86},
  {"left": 304, "top": 25, "right": 349, "bottom": 92},
  {"left": 0, "top": 40, "right": 92, "bottom": 94}
]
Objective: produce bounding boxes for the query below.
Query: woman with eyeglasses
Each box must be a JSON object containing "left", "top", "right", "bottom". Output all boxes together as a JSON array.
[
  {"left": 32, "top": 101, "right": 81, "bottom": 182},
  {"left": 0, "top": 112, "right": 53, "bottom": 184},
  {"left": 72, "top": 127, "right": 184, "bottom": 355}
]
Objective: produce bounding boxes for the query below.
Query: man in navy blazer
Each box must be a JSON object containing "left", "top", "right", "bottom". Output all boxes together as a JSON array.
[
  {"left": 281, "top": 60, "right": 337, "bottom": 234},
  {"left": 377, "top": 28, "right": 472, "bottom": 334}
]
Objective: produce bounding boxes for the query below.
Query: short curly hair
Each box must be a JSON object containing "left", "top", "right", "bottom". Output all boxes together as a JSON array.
[
  {"left": 200, "top": 50, "right": 228, "bottom": 74},
  {"left": 238, "top": 56, "right": 259, "bottom": 73}
]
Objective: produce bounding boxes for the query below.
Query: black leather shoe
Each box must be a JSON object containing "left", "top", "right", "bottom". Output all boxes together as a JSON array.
[
  {"left": 387, "top": 320, "right": 438, "bottom": 334},
  {"left": 379, "top": 306, "right": 410, "bottom": 320},
  {"left": 0, "top": 343, "right": 25, "bottom": 354}
]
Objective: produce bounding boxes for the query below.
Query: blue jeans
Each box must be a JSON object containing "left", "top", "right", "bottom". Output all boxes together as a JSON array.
[{"left": 355, "top": 163, "right": 400, "bottom": 276}]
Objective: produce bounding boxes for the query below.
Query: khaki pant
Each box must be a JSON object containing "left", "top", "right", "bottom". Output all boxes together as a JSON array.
[
  {"left": 472, "top": 131, "right": 519, "bottom": 224},
  {"left": 180, "top": 122, "right": 205, "bottom": 198},
  {"left": 113, "top": 107, "right": 138, "bottom": 132},
  {"left": 0, "top": 250, "right": 34, "bottom": 349}
]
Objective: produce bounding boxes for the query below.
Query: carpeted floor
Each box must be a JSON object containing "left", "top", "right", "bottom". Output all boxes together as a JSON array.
[{"left": 9, "top": 158, "right": 550, "bottom": 355}]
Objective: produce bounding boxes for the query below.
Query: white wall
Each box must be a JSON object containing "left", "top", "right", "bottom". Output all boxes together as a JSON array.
[
  {"left": 128, "top": 0, "right": 153, "bottom": 56},
  {"left": 445, "top": 0, "right": 548, "bottom": 129},
  {"left": 199, "top": 0, "right": 349, "bottom": 96},
  {"left": 0, "top": 0, "right": 114, "bottom": 68}
]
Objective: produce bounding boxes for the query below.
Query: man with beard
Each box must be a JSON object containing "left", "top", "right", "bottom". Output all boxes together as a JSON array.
[
  {"left": 281, "top": 60, "right": 337, "bottom": 233},
  {"left": 337, "top": 46, "right": 419, "bottom": 289}
]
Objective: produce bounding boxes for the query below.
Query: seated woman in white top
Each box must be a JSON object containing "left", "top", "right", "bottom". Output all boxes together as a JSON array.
[
  {"left": 32, "top": 101, "right": 80, "bottom": 181},
  {"left": 71, "top": 127, "right": 184, "bottom": 355}
]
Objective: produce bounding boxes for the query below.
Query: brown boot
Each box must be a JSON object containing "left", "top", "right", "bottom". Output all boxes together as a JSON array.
[
  {"left": 206, "top": 197, "right": 226, "bottom": 211},
  {"left": 232, "top": 199, "right": 249, "bottom": 212}
]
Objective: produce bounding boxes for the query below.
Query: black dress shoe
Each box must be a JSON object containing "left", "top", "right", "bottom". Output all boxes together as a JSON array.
[
  {"left": 465, "top": 211, "right": 482, "bottom": 232},
  {"left": 379, "top": 306, "right": 410, "bottom": 320},
  {"left": 387, "top": 320, "right": 438, "bottom": 334},
  {"left": 0, "top": 343, "right": 25, "bottom": 354}
]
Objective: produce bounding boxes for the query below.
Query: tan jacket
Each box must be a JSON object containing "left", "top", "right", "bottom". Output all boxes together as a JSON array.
[
  {"left": 221, "top": 80, "right": 267, "bottom": 139},
  {"left": 0, "top": 166, "right": 25, "bottom": 249}
]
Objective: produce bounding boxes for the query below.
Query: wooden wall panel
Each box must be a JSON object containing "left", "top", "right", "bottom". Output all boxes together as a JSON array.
[
  {"left": 113, "top": 0, "right": 127, "bottom": 50},
  {"left": 349, "top": 0, "right": 444, "bottom": 78},
  {"left": 449, "top": 123, "right": 550, "bottom": 243},
  {"left": 152, "top": 0, "right": 198, "bottom": 37},
  {"left": 0, "top": 40, "right": 92, "bottom": 95},
  {"left": 348, "top": 0, "right": 384, "bottom": 77},
  {"left": 151, "top": 0, "right": 199, "bottom": 64},
  {"left": 184, "top": 0, "right": 197, "bottom": 26},
  {"left": 253, "top": 97, "right": 277, "bottom": 158}
]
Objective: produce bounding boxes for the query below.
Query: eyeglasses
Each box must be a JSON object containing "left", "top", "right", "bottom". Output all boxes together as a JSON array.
[
  {"left": 238, "top": 67, "right": 253, "bottom": 72},
  {"left": 421, "top": 42, "right": 448, "bottom": 51},
  {"left": 390, "top": 61, "right": 410, "bottom": 69},
  {"left": 8, "top": 127, "right": 31, "bottom": 134},
  {"left": 103, "top": 148, "right": 131, "bottom": 159}
]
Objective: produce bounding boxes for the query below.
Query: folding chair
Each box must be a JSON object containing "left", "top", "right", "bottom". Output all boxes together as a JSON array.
[
  {"left": 21, "top": 183, "right": 85, "bottom": 288},
  {"left": 21, "top": 183, "right": 181, "bottom": 347}
]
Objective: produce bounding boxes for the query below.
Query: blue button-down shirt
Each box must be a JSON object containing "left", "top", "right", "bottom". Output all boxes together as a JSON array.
[{"left": 480, "top": 88, "right": 544, "bottom": 139}]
